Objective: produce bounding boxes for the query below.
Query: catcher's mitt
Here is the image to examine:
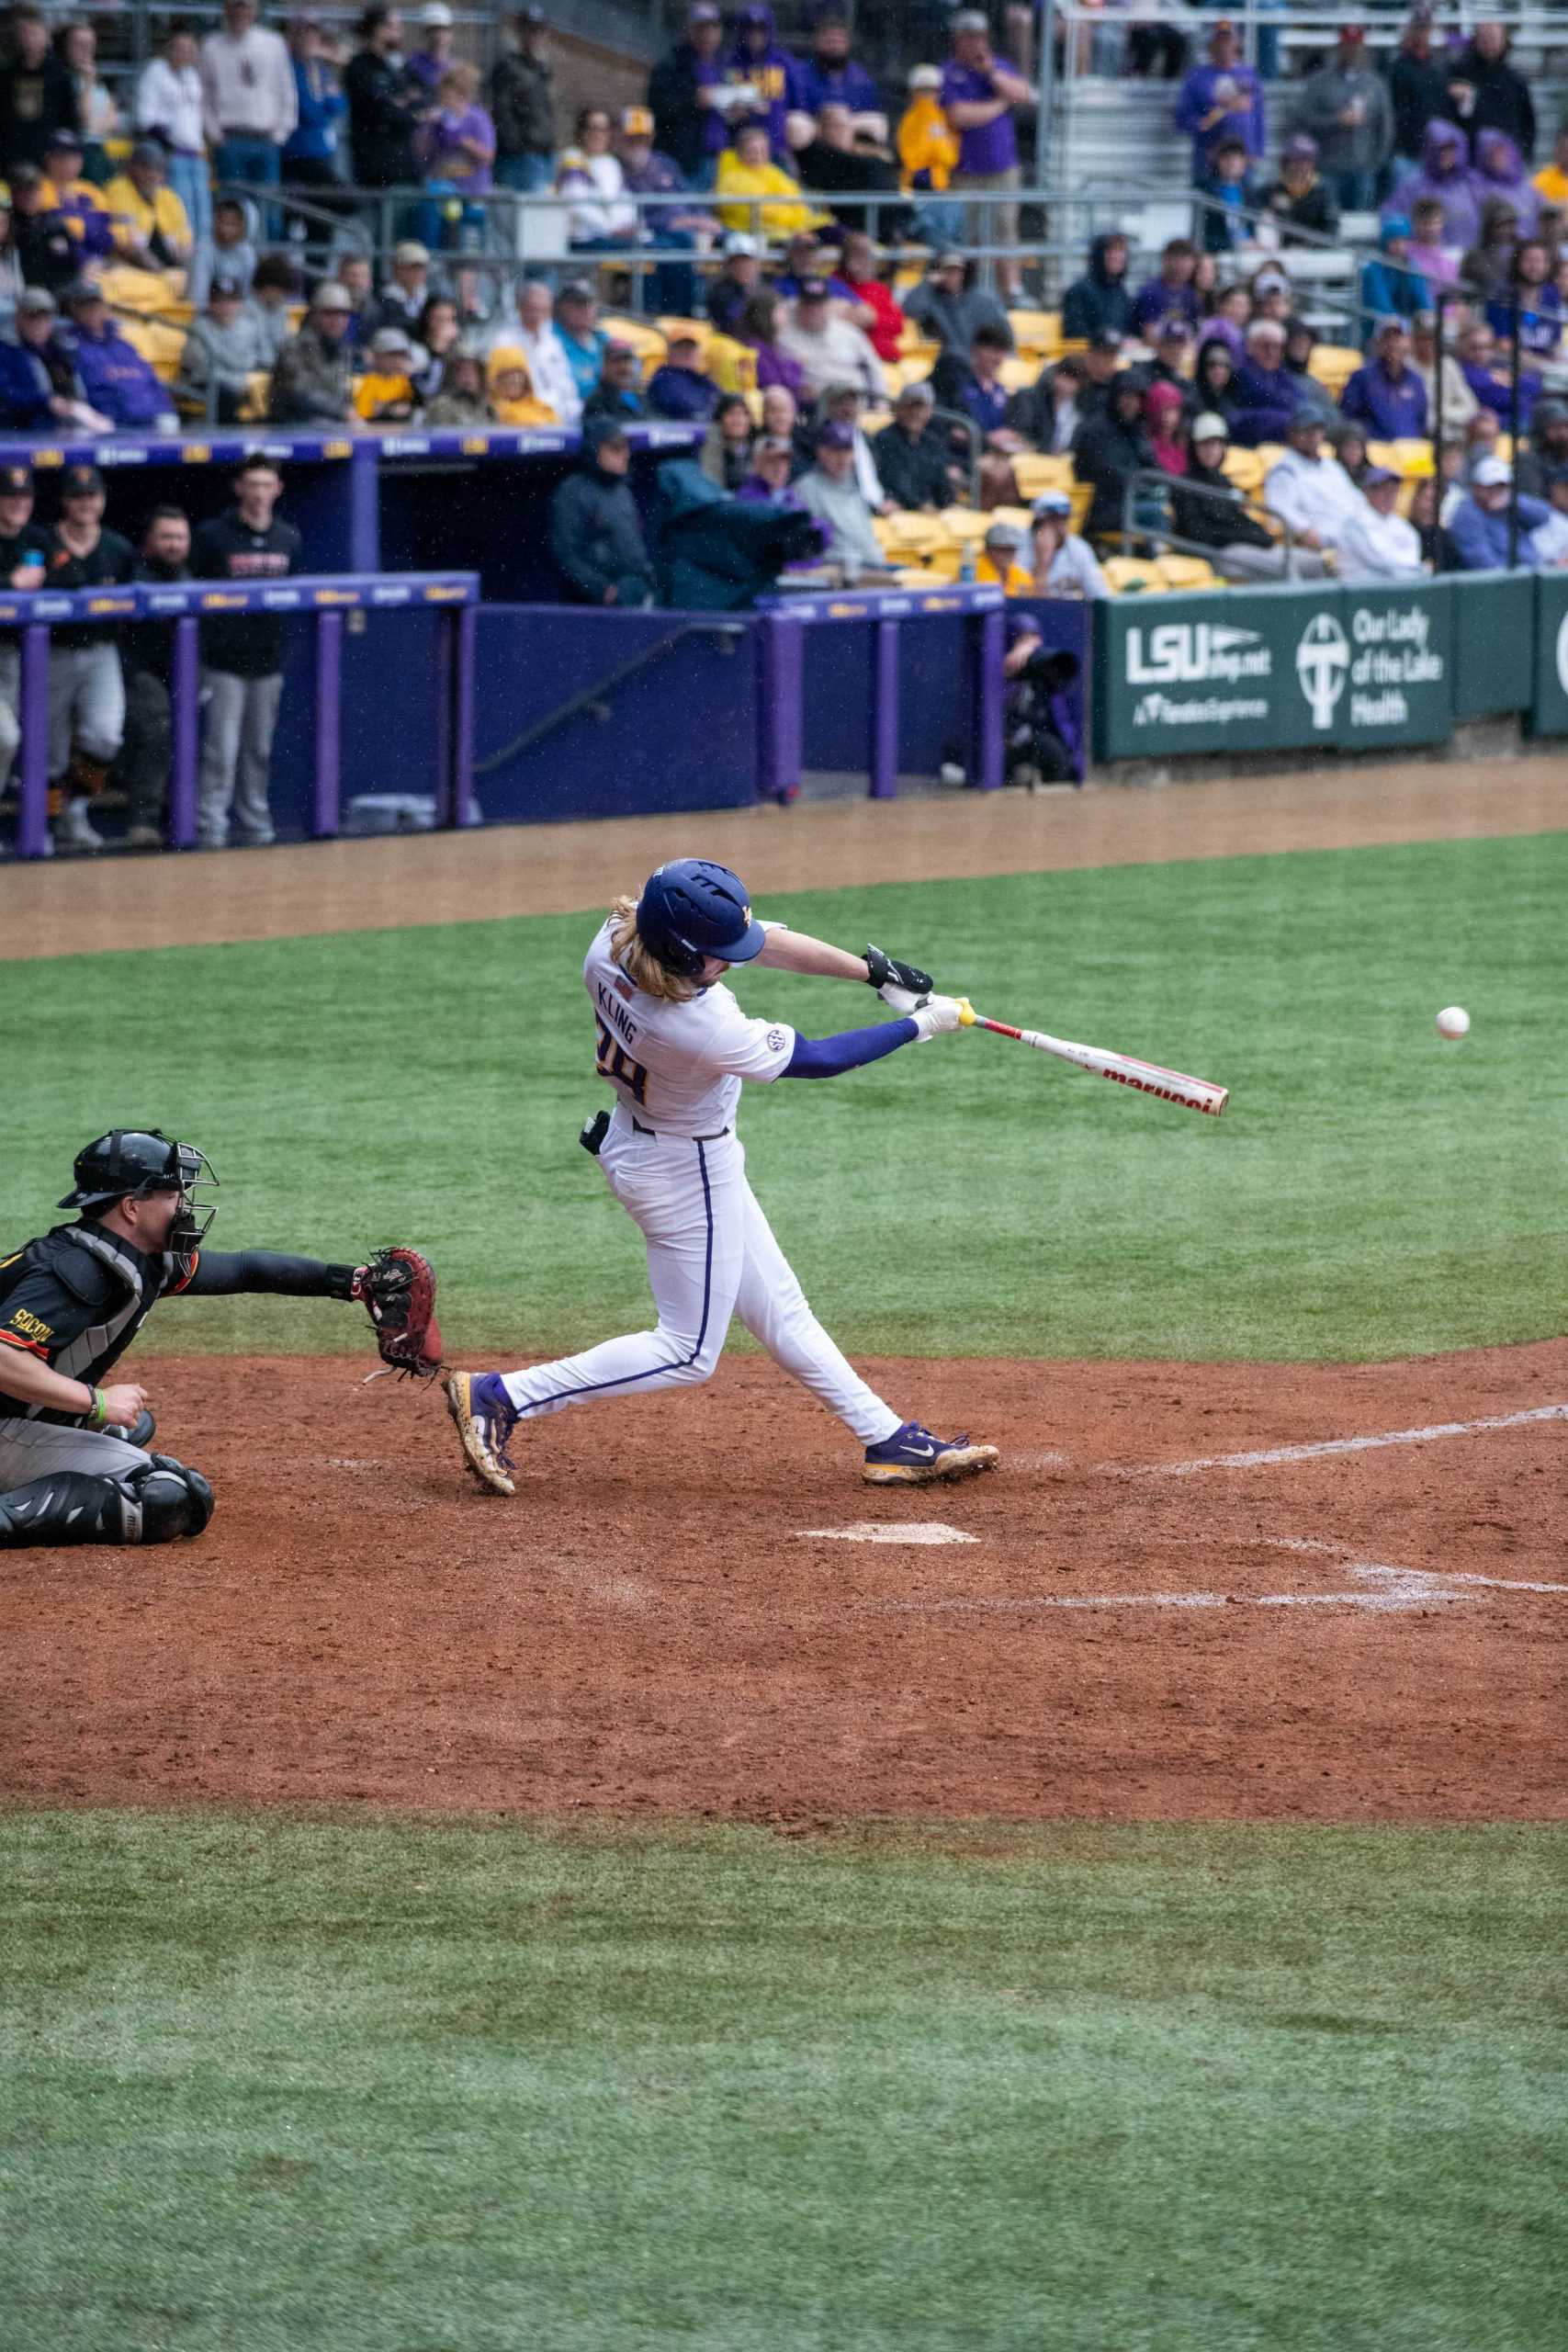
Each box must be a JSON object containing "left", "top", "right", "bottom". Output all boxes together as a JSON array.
[{"left": 356, "top": 1247, "right": 443, "bottom": 1380}]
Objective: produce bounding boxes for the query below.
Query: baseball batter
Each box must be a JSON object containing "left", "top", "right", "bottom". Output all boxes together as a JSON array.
[
  {"left": 446, "top": 857, "right": 999, "bottom": 1494},
  {"left": 0, "top": 1129, "right": 439, "bottom": 1548}
]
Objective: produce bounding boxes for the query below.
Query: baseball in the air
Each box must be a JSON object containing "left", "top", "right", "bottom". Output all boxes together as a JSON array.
[{"left": 1436, "top": 1005, "right": 1471, "bottom": 1041}]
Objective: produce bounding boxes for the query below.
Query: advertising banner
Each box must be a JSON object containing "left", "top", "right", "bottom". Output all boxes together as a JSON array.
[{"left": 1095, "top": 582, "right": 1454, "bottom": 760}]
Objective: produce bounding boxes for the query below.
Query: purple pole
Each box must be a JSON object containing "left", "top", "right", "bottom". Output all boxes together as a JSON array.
[
  {"left": 454, "top": 599, "right": 478, "bottom": 826},
  {"left": 973, "top": 605, "right": 1005, "bottom": 792},
  {"left": 168, "top": 616, "right": 199, "bottom": 849},
  {"left": 871, "top": 616, "right": 900, "bottom": 799},
  {"left": 756, "top": 612, "right": 804, "bottom": 805},
  {"left": 17, "top": 622, "right": 50, "bottom": 858},
  {"left": 434, "top": 609, "right": 453, "bottom": 829},
  {"left": 348, "top": 442, "right": 378, "bottom": 572},
  {"left": 312, "top": 609, "right": 343, "bottom": 838}
]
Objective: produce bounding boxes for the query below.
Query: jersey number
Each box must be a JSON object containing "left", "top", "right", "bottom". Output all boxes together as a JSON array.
[{"left": 595, "top": 1019, "right": 649, "bottom": 1104}]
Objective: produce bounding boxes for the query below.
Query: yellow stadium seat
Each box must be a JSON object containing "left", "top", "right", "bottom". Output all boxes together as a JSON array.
[
  {"left": 1007, "top": 309, "right": 1061, "bottom": 358},
  {"left": 1221, "top": 447, "right": 1264, "bottom": 492},
  {"left": 601, "top": 315, "right": 666, "bottom": 362},
  {"left": 99, "top": 264, "right": 185, "bottom": 313},
  {"left": 1155, "top": 554, "right": 1218, "bottom": 591},
  {"left": 239, "top": 370, "right": 271, "bottom": 422},
  {"left": 1011, "top": 453, "right": 1075, "bottom": 497},
  {"left": 704, "top": 333, "right": 758, "bottom": 394},
  {"left": 1253, "top": 442, "right": 1287, "bottom": 473},
  {"left": 998, "top": 356, "right": 1034, "bottom": 393},
  {"left": 1102, "top": 557, "right": 1167, "bottom": 594},
  {"left": 656, "top": 316, "right": 710, "bottom": 347},
  {"left": 897, "top": 321, "right": 938, "bottom": 357},
  {"left": 1307, "top": 344, "right": 1360, "bottom": 391},
  {"left": 118, "top": 314, "right": 186, "bottom": 381},
  {"left": 939, "top": 504, "right": 989, "bottom": 542},
  {"left": 1387, "top": 437, "right": 1435, "bottom": 478}
]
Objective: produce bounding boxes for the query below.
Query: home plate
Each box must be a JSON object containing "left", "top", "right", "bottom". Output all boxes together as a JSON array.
[{"left": 796, "top": 1522, "right": 980, "bottom": 1545}]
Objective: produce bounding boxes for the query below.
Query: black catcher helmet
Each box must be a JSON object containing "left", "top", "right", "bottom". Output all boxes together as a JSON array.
[{"left": 59, "top": 1129, "right": 219, "bottom": 1251}]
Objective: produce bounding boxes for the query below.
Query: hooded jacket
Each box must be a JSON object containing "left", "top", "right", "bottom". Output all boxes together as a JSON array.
[
  {"left": 655, "top": 458, "right": 819, "bottom": 607},
  {"left": 1173, "top": 457, "right": 1276, "bottom": 551},
  {"left": 1390, "top": 39, "right": 1453, "bottom": 162},
  {"left": 1396, "top": 121, "right": 1482, "bottom": 250},
  {"left": 1258, "top": 167, "right": 1339, "bottom": 245},
  {"left": 648, "top": 39, "right": 730, "bottom": 179},
  {"left": 1296, "top": 53, "right": 1393, "bottom": 176},
  {"left": 1061, "top": 233, "right": 1133, "bottom": 344},
  {"left": 1072, "top": 401, "right": 1153, "bottom": 540},
  {"left": 1470, "top": 129, "right": 1540, "bottom": 237},
  {"left": 548, "top": 423, "right": 657, "bottom": 604},
  {"left": 0, "top": 330, "right": 81, "bottom": 430},
  {"left": 726, "top": 7, "right": 792, "bottom": 155},
  {"left": 646, "top": 361, "right": 720, "bottom": 423},
  {"left": 1359, "top": 220, "right": 1429, "bottom": 324}
]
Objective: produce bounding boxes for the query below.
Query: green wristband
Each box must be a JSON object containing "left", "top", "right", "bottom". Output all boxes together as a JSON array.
[{"left": 87, "top": 1386, "right": 107, "bottom": 1430}]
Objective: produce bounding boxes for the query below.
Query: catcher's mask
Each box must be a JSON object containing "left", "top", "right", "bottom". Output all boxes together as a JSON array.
[{"left": 60, "top": 1128, "right": 219, "bottom": 1255}]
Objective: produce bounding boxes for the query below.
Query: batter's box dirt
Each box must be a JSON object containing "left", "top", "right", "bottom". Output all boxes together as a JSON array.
[{"left": 2, "top": 1346, "right": 1564, "bottom": 1824}]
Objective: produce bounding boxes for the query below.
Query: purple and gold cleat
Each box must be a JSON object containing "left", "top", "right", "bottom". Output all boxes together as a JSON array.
[
  {"left": 863, "top": 1420, "right": 999, "bottom": 1487},
  {"left": 444, "top": 1370, "right": 519, "bottom": 1497}
]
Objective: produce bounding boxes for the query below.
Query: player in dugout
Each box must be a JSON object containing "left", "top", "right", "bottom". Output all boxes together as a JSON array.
[{"left": 0, "top": 1130, "right": 439, "bottom": 1549}]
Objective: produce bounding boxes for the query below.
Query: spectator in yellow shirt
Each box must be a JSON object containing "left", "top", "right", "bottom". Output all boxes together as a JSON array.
[
  {"left": 976, "top": 518, "right": 1032, "bottom": 593},
  {"left": 715, "top": 120, "right": 821, "bottom": 242},
  {"left": 42, "top": 129, "right": 116, "bottom": 254},
  {"left": 896, "top": 64, "right": 962, "bottom": 248},
  {"left": 486, "top": 344, "right": 559, "bottom": 425},
  {"left": 102, "top": 141, "right": 194, "bottom": 272},
  {"left": 1533, "top": 124, "right": 1568, "bottom": 207},
  {"left": 354, "top": 328, "right": 419, "bottom": 425}
]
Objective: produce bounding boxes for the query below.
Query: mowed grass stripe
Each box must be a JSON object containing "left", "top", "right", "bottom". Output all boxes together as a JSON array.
[
  {"left": 6, "top": 833, "right": 1565, "bottom": 1362},
  {"left": 1, "top": 1813, "right": 1563, "bottom": 2352}
]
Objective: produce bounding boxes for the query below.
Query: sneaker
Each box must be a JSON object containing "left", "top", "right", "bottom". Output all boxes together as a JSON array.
[
  {"left": 52, "top": 800, "right": 104, "bottom": 853},
  {"left": 444, "top": 1369, "right": 519, "bottom": 1496},
  {"left": 124, "top": 822, "right": 164, "bottom": 851},
  {"left": 863, "top": 1420, "right": 999, "bottom": 1486}
]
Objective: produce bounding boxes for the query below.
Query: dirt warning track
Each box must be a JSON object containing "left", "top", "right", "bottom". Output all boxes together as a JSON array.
[{"left": 3, "top": 1344, "right": 1563, "bottom": 1825}]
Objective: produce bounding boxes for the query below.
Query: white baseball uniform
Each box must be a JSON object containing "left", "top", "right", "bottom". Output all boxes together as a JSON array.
[{"left": 491, "top": 921, "right": 903, "bottom": 1442}]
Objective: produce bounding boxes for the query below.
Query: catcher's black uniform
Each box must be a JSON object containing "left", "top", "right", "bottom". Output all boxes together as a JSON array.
[{"left": 0, "top": 1127, "right": 398, "bottom": 1552}]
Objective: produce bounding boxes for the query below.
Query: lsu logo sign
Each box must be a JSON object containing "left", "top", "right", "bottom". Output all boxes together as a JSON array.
[{"left": 1124, "top": 622, "right": 1271, "bottom": 685}]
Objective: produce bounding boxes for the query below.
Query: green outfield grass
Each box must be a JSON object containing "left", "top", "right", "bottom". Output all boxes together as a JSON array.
[
  {"left": 6, "top": 831, "right": 1566, "bottom": 1361},
  {"left": 2, "top": 1813, "right": 1562, "bottom": 2352}
]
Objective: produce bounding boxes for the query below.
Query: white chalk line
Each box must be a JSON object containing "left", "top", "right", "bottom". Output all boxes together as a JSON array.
[
  {"left": 1108, "top": 1402, "right": 1568, "bottom": 1479},
  {"left": 876, "top": 1535, "right": 1568, "bottom": 1617}
]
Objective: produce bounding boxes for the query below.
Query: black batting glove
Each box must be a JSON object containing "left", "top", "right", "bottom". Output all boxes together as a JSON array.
[{"left": 863, "top": 943, "right": 934, "bottom": 996}]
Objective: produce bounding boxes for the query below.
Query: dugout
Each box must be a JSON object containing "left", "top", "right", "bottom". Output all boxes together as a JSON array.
[{"left": 4, "top": 430, "right": 361, "bottom": 568}]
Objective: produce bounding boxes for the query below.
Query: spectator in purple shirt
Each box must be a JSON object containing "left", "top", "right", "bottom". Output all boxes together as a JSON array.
[
  {"left": 1339, "top": 320, "right": 1429, "bottom": 438},
  {"left": 737, "top": 288, "right": 807, "bottom": 401},
  {"left": 1232, "top": 315, "right": 1300, "bottom": 445},
  {"left": 1457, "top": 316, "right": 1540, "bottom": 430},
  {"left": 785, "top": 8, "right": 884, "bottom": 140},
  {"left": 1128, "top": 238, "right": 1203, "bottom": 339},
  {"left": 728, "top": 5, "right": 793, "bottom": 159},
  {"left": 942, "top": 9, "right": 1029, "bottom": 298},
  {"left": 61, "top": 278, "right": 176, "bottom": 429},
  {"left": 415, "top": 62, "right": 495, "bottom": 251},
  {"left": 1175, "top": 18, "right": 1266, "bottom": 187},
  {"left": 647, "top": 333, "right": 721, "bottom": 422}
]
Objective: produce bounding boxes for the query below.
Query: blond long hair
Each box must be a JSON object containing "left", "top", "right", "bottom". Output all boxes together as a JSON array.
[{"left": 608, "top": 893, "right": 702, "bottom": 1002}]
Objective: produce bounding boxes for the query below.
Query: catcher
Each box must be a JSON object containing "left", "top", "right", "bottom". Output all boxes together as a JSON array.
[{"left": 0, "top": 1129, "right": 440, "bottom": 1549}]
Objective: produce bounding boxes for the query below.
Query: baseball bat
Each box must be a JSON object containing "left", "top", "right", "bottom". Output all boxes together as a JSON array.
[{"left": 956, "top": 1001, "right": 1229, "bottom": 1117}]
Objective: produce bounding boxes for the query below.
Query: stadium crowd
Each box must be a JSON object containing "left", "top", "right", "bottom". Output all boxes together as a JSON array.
[{"left": 7, "top": 6, "right": 1568, "bottom": 847}]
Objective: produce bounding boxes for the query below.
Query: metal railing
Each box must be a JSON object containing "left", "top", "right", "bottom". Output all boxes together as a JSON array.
[{"left": 1119, "top": 465, "right": 1307, "bottom": 577}]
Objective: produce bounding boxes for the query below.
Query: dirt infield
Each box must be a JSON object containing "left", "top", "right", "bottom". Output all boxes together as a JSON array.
[
  {"left": 5, "top": 754, "right": 1566, "bottom": 961},
  {"left": 4, "top": 1343, "right": 1563, "bottom": 1824}
]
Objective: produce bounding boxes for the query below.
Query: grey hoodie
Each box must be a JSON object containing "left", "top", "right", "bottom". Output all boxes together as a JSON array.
[{"left": 177, "top": 305, "right": 270, "bottom": 403}]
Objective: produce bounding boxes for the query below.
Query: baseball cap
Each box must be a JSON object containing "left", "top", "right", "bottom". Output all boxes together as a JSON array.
[
  {"left": 622, "top": 105, "right": 654, "bottom": 137},
  {"left": 1156, "top": 315, "right": 1191, "bottom": 342},
  {"left": 421, "top": 3, "right": 454, "bottom": 23},
  {"left": 1089, "top": 327, "right": 1122, "bottom": 353},
  {"left": 1534, "top": 396, "right": 1568, "bottom": 425},
  {"left": 1287, "top": 409, "right": 1324, "bottom": 434},
  {"left": 984, "top": 520, "right": 1024, "bottom": 548},
  {"left": 1473, "top": 456, "right": 1512, "bottom": 487},
  {"left": 130, "top": 140, "right": 167, "bottom": 169},
  {"left": 45, "top": 128, "right": 83, "bottom": 153},
  {"left": 1282, "top": 133, "right": 1318, "bottom": 161},
  {"left": 1251, "top": 267, "right": 1290, "bottom": 298},
  {"left": 62, "top": 277, "right": 105, "bottom": 307},
  {"left": 908, "top": 63, "right": 942, "bottom": 89},
  {"left": 1190, "top": 411, "right": 1230, "bottom": 441},
  {"left": 1032, "top": 488, "right": 1073, "bottom": 517},
  {"left": 797, "top": 277, "right": 830, "bottom": 302},
  {"left": 755, "top": 435, "right": 793, "bottom": 458},
  {"left": 518, "top": 7, "right": 549, "bottom": 25},
  {"left": 688, "top": 2, "right": 721, "bottom": 18},
  {"left": 1362, "top": 464, "right": 1400, "bottom": 488},
  {"left": 953, "top": 9, "right": 990, "bottom": 31},
  {"left": 393, "top": 239, "right": 430, "bottom": 266},
  {"left": 0, "top": 463, "right": 33, "bottom": 493},
  {"left": 1547, "top": 463, "right": 1568, "bottom": 486},
  {"left": 16, "top": 284, "right": 55, "bottom": 312},
  {"left": 209, "top": 271, "right": 243, "bottom": 299},
  {"left": 9, "top": 163, "right": 42, "bottom": 190},
  {"left": 62, "top": 463, "right": 104, "bottom": 495},
  {"left": 371, "top": 326, "right": 412, "bottom": 356},
  {"left": 897, "top": 378, "right": 935, "bottom": 404},
  {"left": 604, "top": 339, "right": 637, "bottom": 359},
  {"left": 1339, "top": 19, "right": 1367, "bottom": 39},
  {"left": 312, "top": 279, "right": 353, "bottom": 311},
  {"left": 722, "top": 231, "right": 759, "bottom": 257},
  {"left": 1247, "top": 315, "right": 1286, "bottom": 340},
  {"left": 817, "top": 419, "right": 855, "bottom": 448},
  {"left": 558, "top": 277, "right": 595, "bottom": 303},
  {"left": 1373, "top": 314, "right": 1410, "bottom": 340}
]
